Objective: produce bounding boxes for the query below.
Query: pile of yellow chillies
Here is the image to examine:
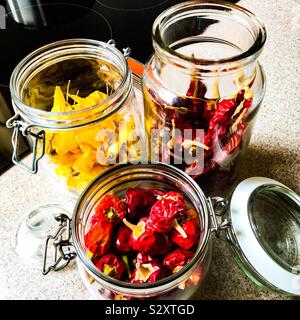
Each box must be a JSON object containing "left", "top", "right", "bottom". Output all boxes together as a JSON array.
[{"left": 45, "top": 86, "right": 140, "bottom": 192}]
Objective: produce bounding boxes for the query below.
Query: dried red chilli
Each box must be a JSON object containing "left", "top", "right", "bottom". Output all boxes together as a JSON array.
[
  {"left": 171, "top": 219, "right": 200, "bottom": 250},
  {"left": 186, "top": 123, "right": 247, "bottom": 178},
  {"left": 84, "top": 220, "right": 112, "bottom": 256},
  {"left": 114, "top": 225, "right": 133, "bottom": 254},
  {"left": 222, "top": 123, "right": 247, "bottom": 154},
  {"left": 185, "top": 93, "right": 253, "bottom": 178},
  {"left": 91, "top": 194, "right": 126, "bottom": 226},
  {"left": 148, "top": 191, "right": 186, "bottom": 233},
  {"left": 136, "top": 252, "right": 155, "bottom": 265},
  {"left": 125, "top": 188, "right": 163, "bottom": 221},
  {"left": 95, "top": 253, "right": 126, "bottom": 280},
  {"left": 123, "top": 218, "right": 172, "bottom": 255},
  {"left": 163, "top": 249, "right": 194, "bottom": 273},
  {"left": 130, "top": 261, "right": 165, "bottom": 284},
  {"left": 186, "top": 53, "right": 207, "bottom": 104},
  {"left": 204, "top": 98, "right": 237, "bottom": 147},
  {"left": 186, "top": 78, "right": 207, "bottom": 99}
]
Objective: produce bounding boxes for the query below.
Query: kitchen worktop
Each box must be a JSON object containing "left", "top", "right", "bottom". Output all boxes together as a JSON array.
[{"left": 0, "top": 0, "right": 299, "bottom": 300}]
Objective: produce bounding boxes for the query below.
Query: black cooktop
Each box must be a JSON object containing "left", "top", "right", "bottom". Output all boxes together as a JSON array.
[{"left": 0, "top": 0, "right": 239, "bottom": 174}]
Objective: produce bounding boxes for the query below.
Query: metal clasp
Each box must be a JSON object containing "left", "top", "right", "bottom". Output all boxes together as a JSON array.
[
  {"left": 6, "top": 113, "right": 45, "bottom": 174},
  {"left": 208, "top": 197, "right": 231, "bottom": 237},
  {"left": 107, "top": 39, "right": 116, "bottom": 47},
  {"left": 107, "top": 39, "right": 131, "bottom": 59},
  {"left": 42, "top": 214, "right": 76, "bottom": 275},
  {"left": 122, "top": 47, "right": 131, "bottom": 59}
]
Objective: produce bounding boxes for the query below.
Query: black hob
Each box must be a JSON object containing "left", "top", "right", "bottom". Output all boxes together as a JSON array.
[{"left": 0, "top": 0, "right": 240, "bottom": 174}]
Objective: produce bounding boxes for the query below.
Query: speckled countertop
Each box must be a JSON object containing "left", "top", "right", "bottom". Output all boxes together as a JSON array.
[{"left": 0, "top": 0, "right": 299, "bottom": 300}]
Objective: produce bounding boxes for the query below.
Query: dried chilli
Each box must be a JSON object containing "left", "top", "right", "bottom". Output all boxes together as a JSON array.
[{"left": 84, "top": 188, "right": 201, "bottom": 291}]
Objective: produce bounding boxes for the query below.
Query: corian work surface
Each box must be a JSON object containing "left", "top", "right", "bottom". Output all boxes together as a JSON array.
[{"left": 0, "top": 0, "right": 299, "bottom": 300}]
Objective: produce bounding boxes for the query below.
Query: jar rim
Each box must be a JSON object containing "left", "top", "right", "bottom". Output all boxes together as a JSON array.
[
  {"left": 9, "top": 38, "right": 131, "bottom": 129},
  {"left": 152, "top": 1, "right": 267, "bottom": 71},
  {"left": 72, "top": 163, "right": 211, "bottom": 295}
]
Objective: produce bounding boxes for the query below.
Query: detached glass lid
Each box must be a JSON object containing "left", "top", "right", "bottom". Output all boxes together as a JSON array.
[{"left": 228, "top": 177, "right": 300, "bottom": 295}]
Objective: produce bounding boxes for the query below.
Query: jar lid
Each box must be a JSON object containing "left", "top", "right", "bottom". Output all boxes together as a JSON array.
[{"left": 228, "top": 177, "right": 300, "bottom": 295}]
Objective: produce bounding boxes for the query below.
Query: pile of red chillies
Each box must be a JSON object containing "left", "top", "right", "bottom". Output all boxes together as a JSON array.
[
  {"left": 185, "top": 79, "right": 253, "bottom": 177},
  {"left": 84, "top": 188, "right": 200, "bottom": 287},
  {"left": 146, "top": 77, "right": 253, "bottom": 179}
]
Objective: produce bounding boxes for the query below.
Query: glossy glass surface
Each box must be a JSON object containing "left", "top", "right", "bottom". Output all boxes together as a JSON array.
[
  {"left": 10, "top": 39, "right": 144, "bottom": 195},
  {"left": 72, "top": 163, "right": 212, "bottom": 300},
  {"left": 142, "top": 1, "right": 266, "bottom": 197},
  {"left": 249, "top": 185, "right": 300, "bottom": 273}
]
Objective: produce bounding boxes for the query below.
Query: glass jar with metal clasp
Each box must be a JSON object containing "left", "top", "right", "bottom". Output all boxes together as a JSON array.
[
  {"left": 42, "top": 163, "right": 300, "bottom": 299},
  {"left": 142, "top": 1, "right": 267, "bottom": 198},
  {"left": 6, "top": 38, "right": 147, "bottom": 268},
  {"left": 7, "top": 38, "right": 145, "bottom": 196}
]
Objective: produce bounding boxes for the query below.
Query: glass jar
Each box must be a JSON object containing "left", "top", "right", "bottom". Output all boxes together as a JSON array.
[
  {"left": 7, "top": 39, "right": 145, "bottom": 195},
  {"left": 72, "top": 163, "right": 212, "bottom": 300},
  {"left": 142, "top": 1, "right": 267, "bottom": 197},
  {"left": 43, "top": 163, "right": 300, "bottom": 299}
]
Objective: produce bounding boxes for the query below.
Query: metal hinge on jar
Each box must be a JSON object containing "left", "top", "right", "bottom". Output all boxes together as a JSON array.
[
  {"left": 42, "top": 214, "right": 77, "bottom": 275},
  {"left": 208, "top": 197, "right": 231, "bottom": 237},
  {"left": 107, "top": 39, "right": 131, "bottom": 59},
  {"left": 6, "top": 113, "right": 45, "bottom": 174}
]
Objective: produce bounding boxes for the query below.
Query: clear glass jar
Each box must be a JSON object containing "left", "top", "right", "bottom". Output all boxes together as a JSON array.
[
  {"left": 43, "top": 164, "right": 300, "bottom": 298},
  {"left": 142, "top": 1, "right": 267, "bottom": 197},
  {"left": 8, "top": 39, "right": 145, "bottom": 195},
  {"left": 72, "top": 163, "right": 212, "bottom": 300}
]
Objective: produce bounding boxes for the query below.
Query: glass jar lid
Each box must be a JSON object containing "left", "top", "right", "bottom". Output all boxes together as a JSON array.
[{"left": 228, "top": 177, "right": 300, "bottom": 295}]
